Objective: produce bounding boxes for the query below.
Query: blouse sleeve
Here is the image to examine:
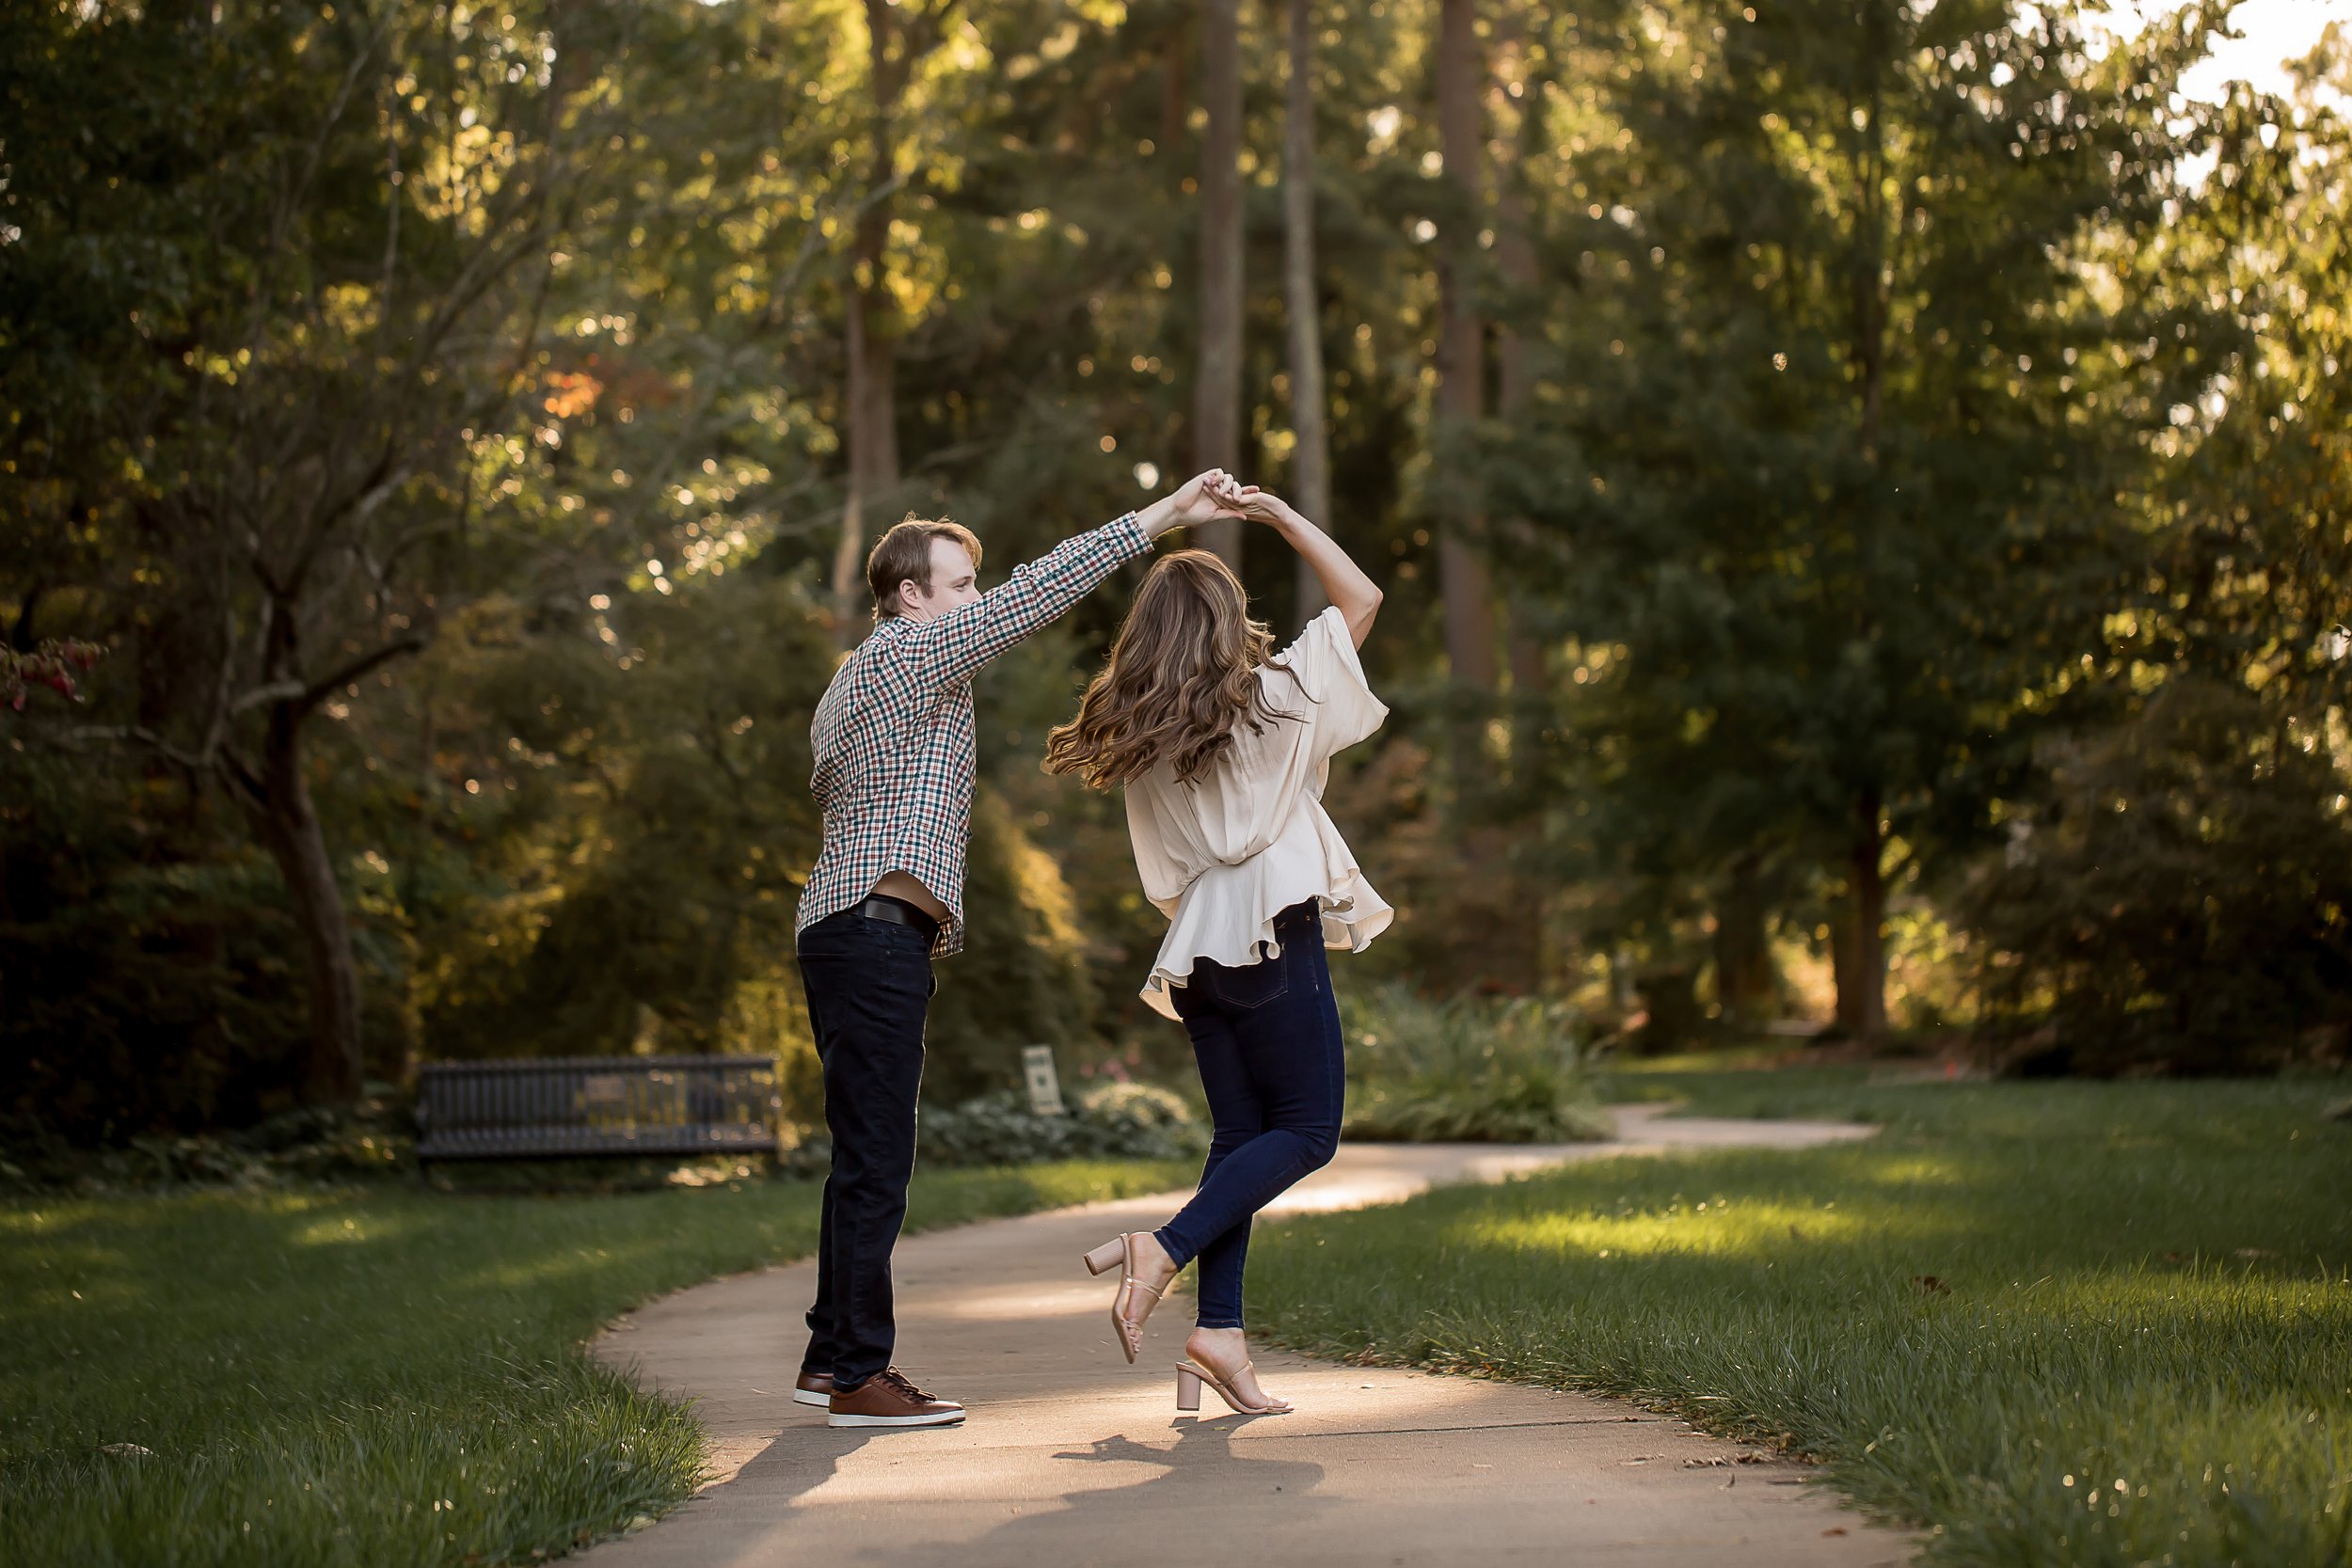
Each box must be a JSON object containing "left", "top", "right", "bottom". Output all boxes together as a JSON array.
[{"left": 1269, "top": 605, "right": 1389, "bottom": 767}]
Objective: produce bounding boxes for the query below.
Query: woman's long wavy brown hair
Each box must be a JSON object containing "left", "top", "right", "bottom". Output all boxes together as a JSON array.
[{"left": 1044, "top": 549, "right": 1304, "bottom": 788}]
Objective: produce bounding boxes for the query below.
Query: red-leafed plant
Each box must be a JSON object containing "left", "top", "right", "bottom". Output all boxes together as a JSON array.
[{"left": 0, "top": 639, "right": 103, "bottom": 713}]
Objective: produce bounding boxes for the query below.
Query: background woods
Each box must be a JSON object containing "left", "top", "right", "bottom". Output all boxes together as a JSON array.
[{"left": 3, "top": 0, "right": 2347, "bottom": 1143}]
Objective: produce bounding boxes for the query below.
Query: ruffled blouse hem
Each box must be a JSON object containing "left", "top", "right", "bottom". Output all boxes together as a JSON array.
[{"left": 1138, "top": 880, "right": 1392, "bottom": 1022}]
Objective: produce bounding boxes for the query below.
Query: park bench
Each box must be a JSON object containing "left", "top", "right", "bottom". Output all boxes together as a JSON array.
[{"left": 414, "top": 1054, "right": 783, "bottom": 1164}]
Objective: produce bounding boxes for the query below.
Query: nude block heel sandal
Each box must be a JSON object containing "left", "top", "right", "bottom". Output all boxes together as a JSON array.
[
  {"left": 1173, "top": 1357, "right": 1291, "bottom": 1416},
  {"left": 1081, "top": 1233, "right": 1164, "bottom": 1364},
  {"left": 1175, "top": 1362, "right": 1207, "bottom": 1413}
]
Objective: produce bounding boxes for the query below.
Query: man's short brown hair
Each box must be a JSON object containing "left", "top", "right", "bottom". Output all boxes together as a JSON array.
[{"left": 866, "top": 515, "right": 984, "bottom": 622}]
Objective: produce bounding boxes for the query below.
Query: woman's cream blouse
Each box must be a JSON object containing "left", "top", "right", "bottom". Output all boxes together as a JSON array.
[{"left": 1125, "top": 606, "right": 1392, "bottom": 1019}]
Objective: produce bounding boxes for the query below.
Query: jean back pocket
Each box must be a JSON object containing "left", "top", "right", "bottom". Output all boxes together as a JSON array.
[{"left": 1205, "top": 949, "right": 1289, "bottom": 1011}]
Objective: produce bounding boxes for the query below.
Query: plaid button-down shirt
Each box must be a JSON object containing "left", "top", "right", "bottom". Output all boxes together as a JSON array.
[{"left": 797, "top": 513, "right": 1154, "bottom": 958}]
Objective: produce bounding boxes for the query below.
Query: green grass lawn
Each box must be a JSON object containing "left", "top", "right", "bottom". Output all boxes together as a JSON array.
[
  {"left": 0, "top": 1159, "right": 1191, "bottom": 1567},
  {"left": 1248, "top": 1065, "right": 2352, "bottom": 1568}
]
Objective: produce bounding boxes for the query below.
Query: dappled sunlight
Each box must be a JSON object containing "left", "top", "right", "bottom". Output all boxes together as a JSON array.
[
  {"left": 1457, "top": 1197, "right": 1872, "bottom": 1262},
  {"left": 931, "top": 1280, "right": 1104, "bottom": 1322},
  {"left": 1866, "top": 1155, "right": 1966, "bottom": 1186},
  {"left": 453, "top": 1238, "right": 672, "bottom": 1294},
  {"left": 1610, "top": 1044, "right": 1792, "bottom": 1077},
  {"left": 288, "top": 1210, "right": 428, "bottom": 1249},
  {"left": 1, "top": 1186, "right": 342, "bottom": 1243}
]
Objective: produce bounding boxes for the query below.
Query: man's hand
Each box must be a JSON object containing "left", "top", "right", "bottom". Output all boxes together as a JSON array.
[{"left": 1136, "top": 468, "right": 1249, "bottom": 539}]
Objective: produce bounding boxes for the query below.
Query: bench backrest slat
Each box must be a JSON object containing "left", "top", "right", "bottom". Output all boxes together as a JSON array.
[{"left": 415, "top": 1055, "right": 783, "bottom": 1162}]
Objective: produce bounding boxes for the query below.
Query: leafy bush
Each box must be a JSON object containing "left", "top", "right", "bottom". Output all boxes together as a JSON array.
[
  {"left": 0, "top": 1094, "right": 417, "bottom": 1194},
  {"left": 1341, "top": 985, "right": 1613, "bottom": 1143},
  {"left": 1960, "top": 681, "right": 2352, "bottom": 1075},
  {"left": 0, "top": 744, "right": 356, "bottom": 1142},
  {"left": 914, "top": 1083, "right": 1203, "bottom": 1167}
]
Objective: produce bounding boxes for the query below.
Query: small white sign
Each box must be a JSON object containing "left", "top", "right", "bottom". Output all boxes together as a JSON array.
[{"left": 1021, "top": 1045, "right": 1065, "bottom": 1117}]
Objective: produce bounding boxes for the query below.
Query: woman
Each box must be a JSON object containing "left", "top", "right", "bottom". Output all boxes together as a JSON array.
[{"left": 1044, "top": 484, "right": 1388, "bottom": 1416}]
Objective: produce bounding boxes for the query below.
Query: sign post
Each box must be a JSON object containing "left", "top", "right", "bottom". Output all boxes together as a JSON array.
[{"left": 1021, "top": 1044, "right": 1066, "bottom": 1117}]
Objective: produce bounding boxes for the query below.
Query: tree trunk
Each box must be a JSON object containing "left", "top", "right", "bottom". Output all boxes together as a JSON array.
[
  {"left": 243, "top": 709, "right": 365, "bottom": 1104},
  {"left": 1713, "top": 854, "right": 1778, "bottom": 1026},
  {"left": 831, "top": 0, "right": 905, "bottom": 641},
  {"left": 1192, "top": 0, "right": 1245, "bottom": 570},
  {"left": 1282, "top": 0, "right": 1330, "bottom": 624},
  {"left": 1834, "top": 790, "right": 1888, "bottom": 1041},
  {"left": 1492, "top": 19, "right": 1544, "bottom": 748},
  {"left": 1435, "top": 0, "right": 1495, "bottom": 695},
  {"left": 1833, "top": 72, "right": 1892, "bottom": 1043},
  {"left": 1634, "top": 963, "right": 1701, "bottom": 1055}
]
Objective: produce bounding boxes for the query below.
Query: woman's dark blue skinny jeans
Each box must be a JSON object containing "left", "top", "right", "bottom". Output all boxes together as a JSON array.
[{"left": 1153, "top": 899, "right": 1343, "bottom": 1329}]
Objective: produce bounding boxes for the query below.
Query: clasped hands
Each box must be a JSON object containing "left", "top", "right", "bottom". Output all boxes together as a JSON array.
[{"left": 1137, "top": 468, "right": 1299, "bottom": 539}]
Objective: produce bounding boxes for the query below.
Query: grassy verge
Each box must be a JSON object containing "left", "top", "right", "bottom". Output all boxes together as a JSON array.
[
  {"left": 1248, "top": 1069, "right": 2350, "bottom": 1567},
  {"left": 1, "top": 1159, "right": 1191, "bottom": 1567}
]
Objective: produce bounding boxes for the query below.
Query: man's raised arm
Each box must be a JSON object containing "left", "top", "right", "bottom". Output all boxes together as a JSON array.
[{"left": 891, "top": 470, "right": 1242, "bottom": 689}]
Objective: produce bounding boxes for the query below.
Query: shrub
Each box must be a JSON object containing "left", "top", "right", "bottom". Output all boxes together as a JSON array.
[
  {"left": 1341, "top": 985, "right": 1613, "bottom": 1143},
  {"left": 914, "top": 1083, "right": 1204, "bottom": 1167},
  {"left": 1960, "top": 681, "right": 2352, "bottom": 1075},
  {"left": 0, "top": 741, "right": 331, "bottom": 1141},
  {"left": 0, "top": 1093, "right": 417, "bottom": 1193}
]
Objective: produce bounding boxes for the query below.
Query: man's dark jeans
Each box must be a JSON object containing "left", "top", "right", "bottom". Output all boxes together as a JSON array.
[
  {"left": 796, "top": 906, "right": 935, "bottom": 1392},
  {"left": 1154, "top": 899, "right": 1343, "bottom": 1329}
]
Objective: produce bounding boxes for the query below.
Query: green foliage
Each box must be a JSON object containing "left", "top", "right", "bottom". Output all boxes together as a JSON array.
[
  {"left": 1249, "top": 1071, "right": 2352, "bottom": 1568},
  {"left": 1341, "top": 985, "right": 1613, "bottom": 1143},
  {"left": 916, "top": 1082, "right": 1204, "bottom": 1167},
  {"left": 410, "top": 572, "right": 832, "bottom": 1062},
  {"left": 1492, "top": 0, "right": 2210, "bottom": 965},
  {"left": 1, "top": 1099, "right": 415, "bottom": 1194},
  {"left": 0, "top": 743, "right": 310, "bottom": 1140},
  {"left": 921, "top": 787, "right": 1104, "bottom": 1102},
  {"left": 1960, "top": 681, "right": 2352, "bottom": 1074},
  {"left": 0, "top": 1159, "right": 1191, "bottom": 1568}
]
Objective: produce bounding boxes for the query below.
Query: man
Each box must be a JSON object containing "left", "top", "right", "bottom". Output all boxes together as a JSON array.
[{"left": 792, "top": 470, "right": 1244, "bottom": 1429}]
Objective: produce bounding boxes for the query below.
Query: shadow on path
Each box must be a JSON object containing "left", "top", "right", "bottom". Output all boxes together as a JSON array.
[{"left": 868, "top": 1418, "right": 1329, "bottom": 1568}]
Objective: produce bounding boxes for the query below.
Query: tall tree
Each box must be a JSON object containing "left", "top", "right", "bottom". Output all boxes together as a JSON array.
[
  {"left": 4, "top": 2, "right": 622, "bottom": 1100},
  {"left": 1434, "top": 0, "right": 1498, "bottom": 696},
  {"left": 1491, "top": 10, "right": 1549, "bottom": 746},
  {"left": 1493, "top": 0, "right": 2207, "bottom": 1037},
  {"left": 1192, "top": 0, "right": 1246, "bottom": 569},
  {"left": 1, "top": 0, "right": 843, "bottom": 1107},
  {"left": 1283, "top": 0, "right": 1333, "bottom": 622},
  {"left": 828, "top": 0, "right": 937, "bottom": 641}
]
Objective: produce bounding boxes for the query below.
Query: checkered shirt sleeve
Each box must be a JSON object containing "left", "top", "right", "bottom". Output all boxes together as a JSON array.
[{"left": 796, "top": 513, "right": 1153, "bottom": 957}]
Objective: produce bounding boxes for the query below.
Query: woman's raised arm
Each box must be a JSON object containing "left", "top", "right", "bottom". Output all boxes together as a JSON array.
[{"left": 1235, "top": 487, "right": 1382, "bottom": 647}]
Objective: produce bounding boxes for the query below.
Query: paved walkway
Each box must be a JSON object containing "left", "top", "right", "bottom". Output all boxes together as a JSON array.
[{"left": 586, "top": 1105, "right": 1911, "bottom": 1567}]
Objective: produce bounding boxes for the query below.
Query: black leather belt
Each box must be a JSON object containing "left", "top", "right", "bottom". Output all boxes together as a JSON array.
[{"left": 857, "top": 895, "right": 941, "bottom": 944}]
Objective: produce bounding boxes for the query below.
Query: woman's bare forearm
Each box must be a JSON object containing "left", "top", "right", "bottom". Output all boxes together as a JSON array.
[{"left": 1269, "top": 500, "right": 1381, "bottom": 646}]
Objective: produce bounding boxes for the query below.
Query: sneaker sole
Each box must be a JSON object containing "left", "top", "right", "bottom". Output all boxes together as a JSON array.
[
  {"left": 791, "top": 1389, "right": 831, "bottom": 1407},
  {"left": 826, "top": 1410, "right": 966, "bottom": 1429}
]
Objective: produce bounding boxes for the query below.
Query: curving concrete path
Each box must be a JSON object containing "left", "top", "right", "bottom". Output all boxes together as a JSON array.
[{"left": 584, "top": 1105, "right": 1912, "bottom": 1567}]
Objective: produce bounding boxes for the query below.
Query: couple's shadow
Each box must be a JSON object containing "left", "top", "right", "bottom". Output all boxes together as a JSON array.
[
  {"left": 900, "top": 1416, "right": 1327, "bottom": 1565},
  {"left": 714, "top": 1409, "right": 1326, "bottom": 1565}
]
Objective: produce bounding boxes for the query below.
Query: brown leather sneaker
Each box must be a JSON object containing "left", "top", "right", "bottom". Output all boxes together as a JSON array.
[
  {"left": 826, "top": 1367, "right": 965, "bottom": 1429},
  {"left": 793, "top": 1369, "right": 834, "bottom": 1408}
]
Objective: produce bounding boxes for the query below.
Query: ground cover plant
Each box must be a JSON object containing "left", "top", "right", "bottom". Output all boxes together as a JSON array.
[
  {"left": 0, "top": 1159, "right": 1191, "bottom": 1567},
  {"left": 1248, "top": 1065, "right": 2352, "bottom": 1567},
  {"left": 1341, "top": 985, "right": 1613, "bottom": 1143},
  {"left": 917, "top": 1082, "right": 1206, "bottom": 1167}
]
